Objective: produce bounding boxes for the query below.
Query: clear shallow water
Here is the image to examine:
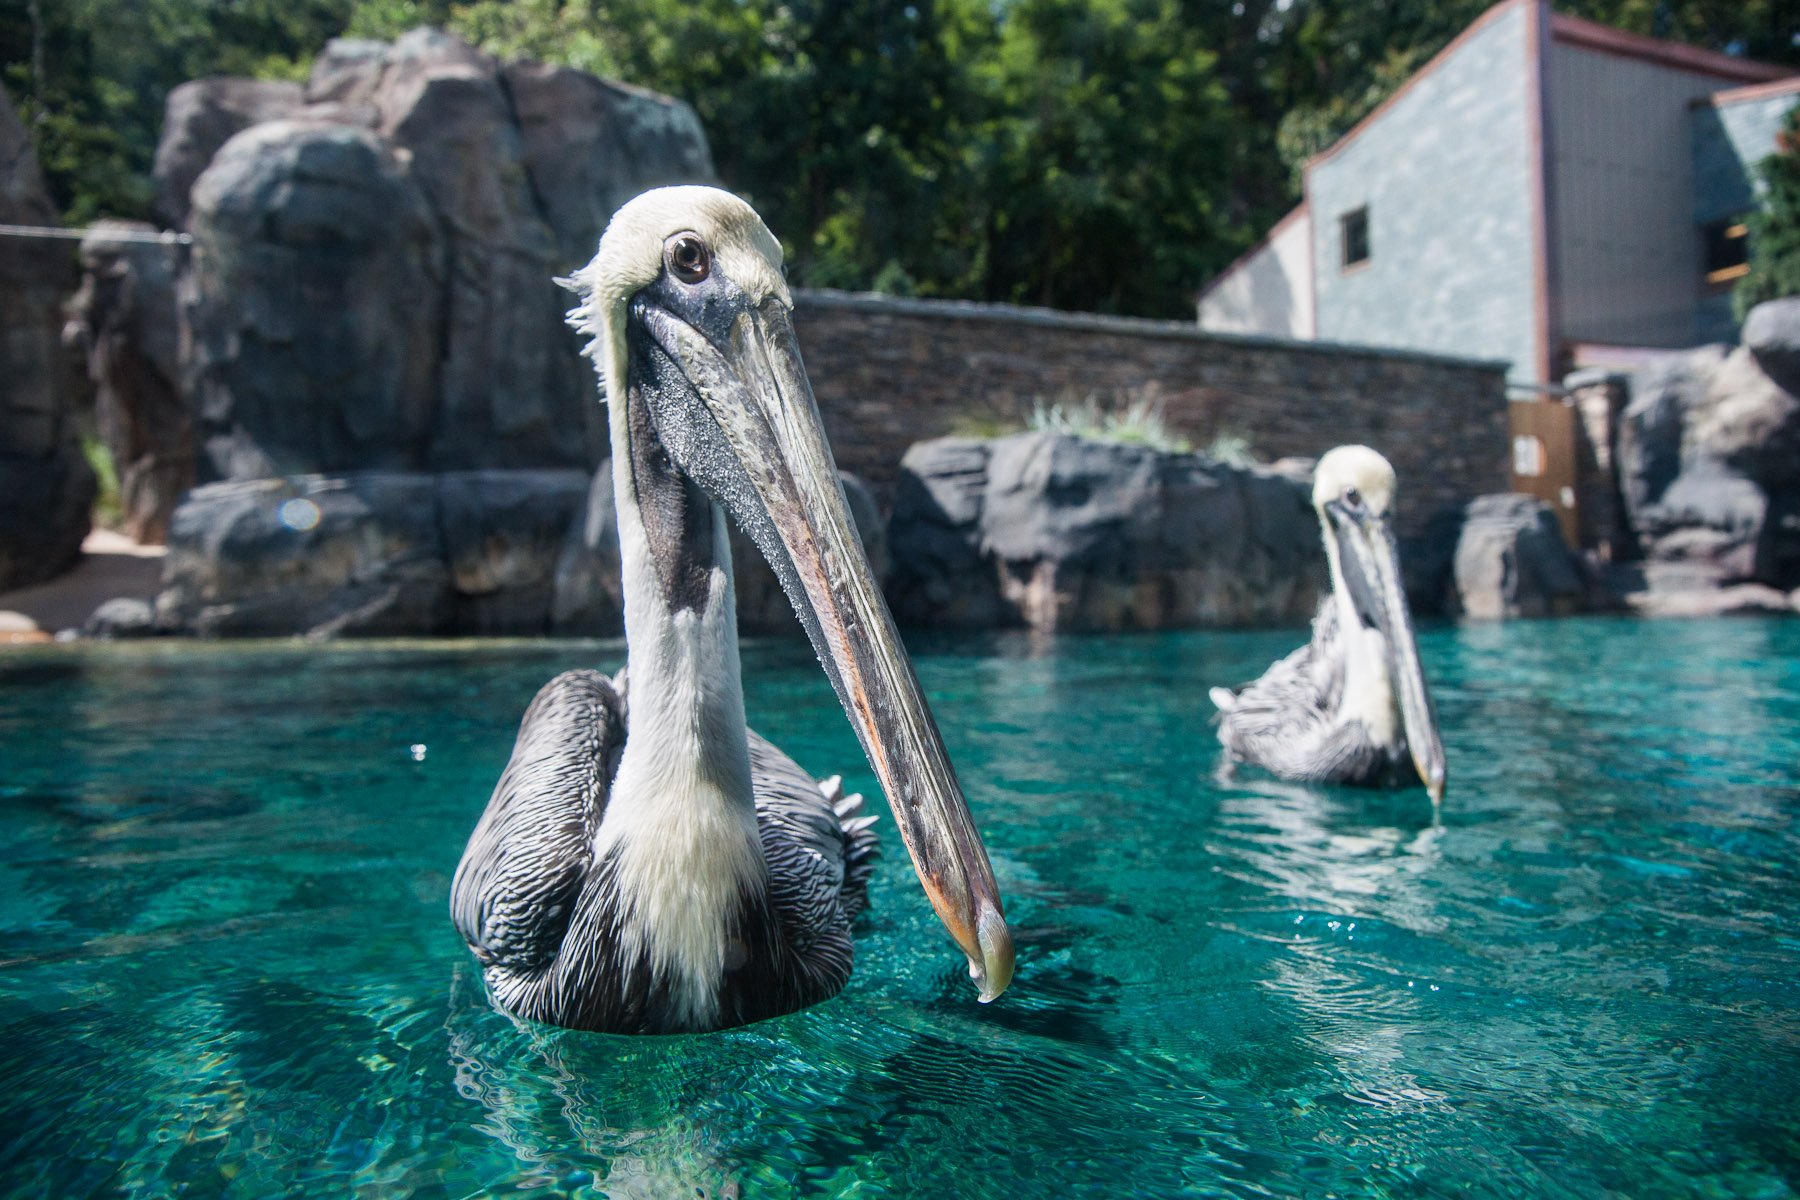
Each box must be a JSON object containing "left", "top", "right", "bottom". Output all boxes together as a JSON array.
[{"left": 1, "top": 618, "right": 1797, "bottom": 1199}]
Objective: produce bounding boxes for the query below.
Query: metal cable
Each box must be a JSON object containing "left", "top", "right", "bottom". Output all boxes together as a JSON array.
[{"left": 0, "top": 222, "right": 191, "bottom": 246}]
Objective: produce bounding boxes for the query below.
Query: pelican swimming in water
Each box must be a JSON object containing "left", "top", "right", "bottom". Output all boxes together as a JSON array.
[
  {"left": 1210, "top": 445, "right": 1447, "bottom": 803},
  {"left": 451, "top": 186, "right": 1013, "bottom": 1033}
]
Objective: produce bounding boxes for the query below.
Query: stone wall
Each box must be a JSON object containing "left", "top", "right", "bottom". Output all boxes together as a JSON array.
[{"left": 791, "top": 291, "right": 1510, "bottom": 539}]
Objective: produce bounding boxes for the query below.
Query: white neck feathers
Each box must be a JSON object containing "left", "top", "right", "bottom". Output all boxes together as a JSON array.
[{"left": 593, "top": 342, "right": 768, "bottom": 1030}]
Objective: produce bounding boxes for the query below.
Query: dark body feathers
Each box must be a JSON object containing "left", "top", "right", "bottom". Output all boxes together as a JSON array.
[{"left": 450, "top": 670, "right": 879, "bottom": 1034}]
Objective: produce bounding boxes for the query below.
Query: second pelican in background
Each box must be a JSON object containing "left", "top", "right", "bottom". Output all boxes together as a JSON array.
[{"left": 1210, "top": 445, "right": 1446, "bottom": 803}]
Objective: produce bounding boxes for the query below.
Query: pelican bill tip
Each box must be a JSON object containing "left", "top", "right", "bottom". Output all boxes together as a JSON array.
[{"left": 970, "top": 902, "right": 1015, "bottom": 1003}]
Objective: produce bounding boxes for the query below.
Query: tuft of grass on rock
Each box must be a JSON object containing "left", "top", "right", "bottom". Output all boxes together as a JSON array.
[
  {"left": 1027, "top": 384, "right": 1192, "bottom": 453},
  {"left": 1204, "top": 431, "right": 1258, "bottom": 467}
]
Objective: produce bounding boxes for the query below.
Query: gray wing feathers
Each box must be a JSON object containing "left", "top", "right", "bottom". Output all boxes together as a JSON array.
[
  {"left": 747, "top": 732, "right": 880, "bottom": 950},
  {"left": 1215, "top": 600, "right": 1377, "bottom": 783},
  {"left": 450, "top": 670, "right": 625, "bottom": 973}
]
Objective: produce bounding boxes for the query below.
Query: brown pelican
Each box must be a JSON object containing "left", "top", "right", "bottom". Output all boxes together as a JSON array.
[
  {"left": 1210, "top": 446, "right": 1447, "bottom": 803},
  {"left": 451, "top": 187, "right": 1013, "bottom": 1033}
]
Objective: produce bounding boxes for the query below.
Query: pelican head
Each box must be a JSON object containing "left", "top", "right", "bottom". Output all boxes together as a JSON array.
[
  {"left": 566, "top": 186, "right": 1014, "bottom": 1002},
  {"left": 1313, "top": 446, "right": 1446, "bottom": 803}
]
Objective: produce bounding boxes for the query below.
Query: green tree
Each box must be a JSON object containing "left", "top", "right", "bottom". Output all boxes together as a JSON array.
[
  {"left": 1, "top": 0, "right": 356, "bottom": 222},
  {"left": 1736, "top": 105, "right": 1800, "bottom": 316},
  {"left": 971, "top": 0, "right": 1243, "bottom": 314}
]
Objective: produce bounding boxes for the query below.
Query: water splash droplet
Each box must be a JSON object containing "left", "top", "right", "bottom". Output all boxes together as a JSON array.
[{"left": 409, "top": 743, "right": 427, "bottom": 762}]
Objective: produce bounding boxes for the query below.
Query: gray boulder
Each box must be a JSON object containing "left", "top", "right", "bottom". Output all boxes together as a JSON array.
[
  {"left": 1636, "top": 462, "right": 1766, "bottom": 580},
  {"left": 116, "top": 32, "right": 717, "bottom": 494},
  {"left": 157, "top": 474, "right": 452, "bottom": 637},
  {"left": 1687, "top": 345, "right": 1800, "bottom": 489},
  {"left": 1743, "top": 298, "right": 1800, "bottom": 397},
  {"left": 66, "top": 221, "right": 190, "bottom": 543},
  {"left": 84, "top": 597, "right": 160, "bottom": 640},
  {"left": 154, "top": 469, "right": 593, "bottom": 637},
  {"left": 1618, "top": 342, "right": 1800, "bottom": 589},
  {"left": 888, "top": 432, "right": 1321, "bottom": 632},
  {"left": 301, "top": 29, "right": 600, "bottom": 472},
  {"left": 1451, "top": 493, "right": 1585, "bottom": 620},
  {"left": 0, "top": 88, "right": 94, "bottom": 591},
  {"left": 152, "top": 78, "right": 302, "bottom": 229},
  {"left": 148, "top": 463, "right": 877, "bottom": 639},
  {"left": 183, "top": 120, "right": 444, "bottom": 481},
  {"left": 1619, "top": 346, "right": 1724, "bottom": 524},
  {"left": 1606, "top": 560, "right": 1798, "bottom": 619},
  {"left": 887, "top": 438, "right": 1007, "bottom": 629},
  {"left": 439, "top": 469, "right": 590, "bottom": 634},
  {"left": 503, "top": 63, "right": 716, "bottom": 268}
]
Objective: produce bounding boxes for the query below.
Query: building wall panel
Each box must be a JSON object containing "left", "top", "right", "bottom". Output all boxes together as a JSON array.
[
  {"left": 1197, "top": 208, "right": 1315, "bottom": 337},
  {"left": 1549, "top": 41, "right": 1747, "bottom": 349},
  {"left": 1309, "top": 3, "right": 1539, "bottom": 382}
]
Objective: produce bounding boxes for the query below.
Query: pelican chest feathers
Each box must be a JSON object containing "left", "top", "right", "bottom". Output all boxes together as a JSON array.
[
  {"left": 1210, "top": 445, "right": 1447, "bottom": 804},
  {"left": 450, "top": 186, "right": 1014, "bottom": 1034}
]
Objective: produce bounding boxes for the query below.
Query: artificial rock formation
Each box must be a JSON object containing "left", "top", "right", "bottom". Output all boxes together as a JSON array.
[
  {"left": 84, "top": 29, "right": 721, "bottom": 631},
  {"left": 887, "top": 433, "right": 1322, "bottom": 632},
  {"left": 152, "top": 470, "right": 590, "bottom": 638},
  {"left": 152, "top": 78, "right": 303, "bottom": 229},
  {"left": 136, "top": 28, "right": 717, "bottom": 490},
  {"left": 1616, "top": 311, "right": 1800, "bottom": 605},
  {"left": 144, "top": 465, "right": 882, "bottom": 639},
  {"left": 547, "top": 460, "right": 887, "bottom": 637},
  {"left": 302, "top": 31, "right": 593, "bottom": 471},
  {"left": 183, "top": 119, "right": 444, "bottom": 481},
  {"left": 1743, "top": 297, "right": 1800, "bottom": 397},
  {"left": 65, "top": 221, "right": 189, "bottom": 543},
  {"left": 0, "top": 89, "right": 94, "bottom": 591},
  {"left": 1449, "top": 493, "right": 1586, "bottom": 620}
]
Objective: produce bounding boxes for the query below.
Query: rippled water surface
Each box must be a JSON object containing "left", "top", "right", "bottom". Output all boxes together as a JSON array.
[{"left": 2, "top": 618, "right": 1798, "bottom": 1198}]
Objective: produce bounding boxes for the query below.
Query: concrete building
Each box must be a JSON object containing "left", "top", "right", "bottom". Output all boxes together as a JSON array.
[{"left": 1197, "top": 0, "right": 1798, "bottom": 387}]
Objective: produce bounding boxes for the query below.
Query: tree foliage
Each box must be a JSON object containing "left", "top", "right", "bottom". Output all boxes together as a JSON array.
[
  {"left": 4, "top": 0, "right": 1797, "bottom": 315},
  {"left": 0, "top": 0, "right": 355, "bottom": 222},
  {"left": 1737, "top": 105, "right": 1800, "bottom": 316}
]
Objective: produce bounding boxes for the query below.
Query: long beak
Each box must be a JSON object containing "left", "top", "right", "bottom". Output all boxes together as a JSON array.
[
  {"left": 633, "top": 295, "right": 1014, "bottom": 1002},
  {"left": 1332, "top": 509, "right": 1447, "bottom": 804}
]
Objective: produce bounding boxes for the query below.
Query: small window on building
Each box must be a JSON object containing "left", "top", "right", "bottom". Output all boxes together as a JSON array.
[
  {"left": 1703, "top": 218, "right": 1749, "bottom": 286},
  {"left": 1340, "top": 206, "right": 1370, "bottom": 270}
]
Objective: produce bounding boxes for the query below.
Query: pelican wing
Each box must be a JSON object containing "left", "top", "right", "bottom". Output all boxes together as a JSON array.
[
  {"left": 1215, "top": 600, "right": 1387, "bottom": 783},
  {"left": 451, "top": 670, "right": 625, "bottom": 974},
  {"left": 746, "top": 732, "right": 879, "bottom": 982}
]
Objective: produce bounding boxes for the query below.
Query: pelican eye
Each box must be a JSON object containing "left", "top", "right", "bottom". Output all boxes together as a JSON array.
[
  {"left": 666, "top": 234, "right": 711, "bottom": 285},
  {"left": 1343, "top": 486, "right": 1361, "bottom": 507}
]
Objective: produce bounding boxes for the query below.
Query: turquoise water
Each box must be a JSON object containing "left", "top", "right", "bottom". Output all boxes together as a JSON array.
[{"left": 1, "top": 618, "right": 1797, "bottom": 1198}]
